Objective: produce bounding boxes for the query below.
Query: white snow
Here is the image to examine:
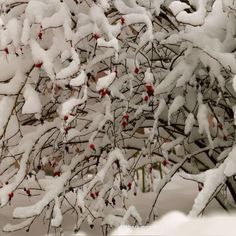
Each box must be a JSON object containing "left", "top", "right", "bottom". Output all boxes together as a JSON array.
[
  {"left": 161, "top": 136, "right": 185, "bottom": 152},
  {"left": 111, "top": 212, "right": 236, "bottom": 236},
  {"left": 97, "top": 38, "right": 119, "bottom": 52},
  {"left": 185, "top": 113, "right": 196, "bottom": 135},
  {"left": 224, "top": 146, "right": 236, "bottom": 177},
  {"left": 25, "top": 0, "right": 52, "bottom": 24},
  {"left": 70, "top": 70, "right": 86, "bottom": 87},
  {"left": 86, "top": 149, "right": 128, "bottom": 194},
  {"left": 3, "top": 218, "right": 34, "bottom": 232},
  {"left": 5, "top": 18, "right": 22, "bottom": 48},
  {"left": 169, "top": 1, "right": 191, "bottom": 16},
  {"left": 60, "top": 86, "right": 87, "bottom": 116},
  {"left": 155, "top": 61, "right": 186, "bottom": 94},
  {"left": 144, "top": 68, "right": 154, "bottom": 84},
  {"left": 21, "top": 19, "right": 31, "bottom": 45},
  {"left": 0, "top": 70, "right": 26, "bottom": 95},
  {"left": 114, "top": 0, "right": 146, "bottom": 15},
  {"left": 51, "top": 197, "right": 63, "bottom": 227},
  {"left": 102, "top": 205, "right": 142, "bottom": 227},
  {"left": 154, "top": 99, "right": 166, "bottom": 120},
  {"left": 0, "top": 96, "right": 15, "bottom": 137},
  {"left": 232, "top": 75, "right": 236, "bottom": 94},
  {"left": 41, "top": 1, "right": 71, "bottom": 30},
  {"left": 22, "top": 84, "right": 42, "bottom": 114},
  {"left": 175, "top": 0, "right": 207, "bottom": 26},
  {"left": 13, "top": 170, "right": 71, "bottom": 219},
  {"left": 122, "top": 13, "right": 153, "bottom": 45},
  {"left": 56, "top": 48, "right": 80, "bottom": 79},
  {"left": 182, "top": 165, "right": 226, "bottom": 217},
  {"left": 0, "top": 120, "right": 58, "bottom": 207},
  {"left": 197, "top": 104, "right": 214, "bottom": 149},
  {"left": 96, "top": 72, "right": 116, "bottom": 91},
  {"left": 98, "top": 0, "right": 110, "bottom": 11},
  {"left": 30, "top": 40, "right": 55, "bottom": 80}
]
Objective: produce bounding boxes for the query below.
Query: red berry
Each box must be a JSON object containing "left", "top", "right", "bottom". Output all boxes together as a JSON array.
[
  {"left": 38, "top": 32, "right": 43, "bottom": 40},
  {"left": 144, "top": 95, "right": 149, "bottom": 101},
  {"left": 55, "top": 85, "right": 61, "bottom": 91},
  {"left": 121, "top": 16, "right": 125, "bottom": 25},
  {"left": 134, "top": 67, "right": 139, "bottom": 74},
  {"left": 146, "top": 84, "right": 154, "bottom": 96},
  {"left": 89, "top": 143, "right": 95, "bottom": 150},
  {"left": 35, "top": 62, "right": 43, "bottom": 68},
  {"left": 3, "top": 48, "right": 9, "bottom": 54},
  {"left": 64, "top": 115, "right": 68, "bottom": 121},
  {"left": 149, "top": 166, "right": 152, "bottom": 173},
  {"left": 123, "top": 113, "right": 129, "bottom": 121},
  {"left": 127, "top": 182, "right": 132, "bottom": 190},
  {"left": 26, "top": 189, "right": 31, "bottom": 197},
  {"left": 93, "top": 33, "right": 100, "bottom": 40},
  {"left": 53, "top": 171, "right": 61, "bottom": 177},
  {"left": 90, "top": 192, "right": 95, "bottom": 199},
  {"left": 162, "top": 160, "right": 168, "bottom": 166},
  {"left": 64, "top": 127, "right": 71, "bottom": 134},
  {"left": 8, "top": 192, "right": 14, "bottom": 200},
  {"left": 99, "top": 88, "right": 109, "bottom": 97},
  {"left": 122, "top": 120, "right": 128, "bottom": 128}
]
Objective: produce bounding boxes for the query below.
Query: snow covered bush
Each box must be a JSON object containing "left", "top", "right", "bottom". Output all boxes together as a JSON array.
[{"left": 1, "top": 0, "right": 236, "bottom": 234}]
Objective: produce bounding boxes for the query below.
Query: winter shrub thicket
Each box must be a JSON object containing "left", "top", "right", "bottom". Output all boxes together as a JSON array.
[{"left": 0, "top": 0, "right": 236, "bottom": 234}]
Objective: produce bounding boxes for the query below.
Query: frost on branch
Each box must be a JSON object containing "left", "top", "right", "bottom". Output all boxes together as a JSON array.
[{"left": 1, "top": 0, "right": 236, "bottom": 235}]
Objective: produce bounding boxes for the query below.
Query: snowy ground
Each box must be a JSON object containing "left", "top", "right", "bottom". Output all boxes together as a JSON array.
[
  {"left": 0, "top": 174, "right": 226, "bottom": 236},
  {"left": 112, "top": 211, "right": 236, "bottom": 236}
]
